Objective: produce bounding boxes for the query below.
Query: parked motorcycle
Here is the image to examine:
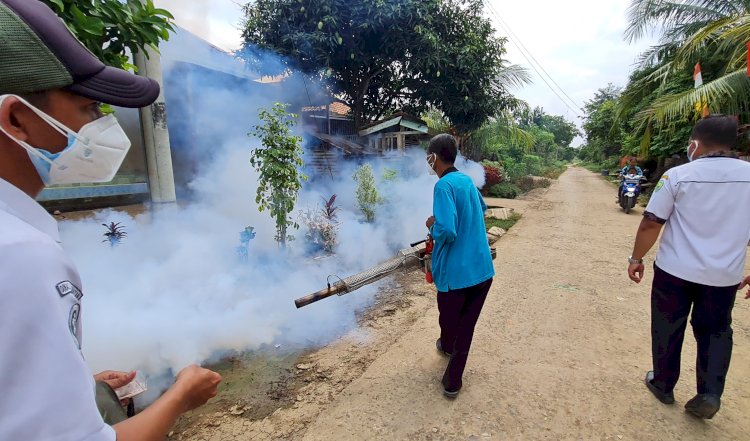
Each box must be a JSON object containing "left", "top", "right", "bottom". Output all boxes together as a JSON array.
[{"left": 619, "top": 173, "right": 645, "bottom": 214}]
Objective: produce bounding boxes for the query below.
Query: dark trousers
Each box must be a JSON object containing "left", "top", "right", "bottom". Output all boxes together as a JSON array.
[
  {"left": 651, "top": 264, "right": 737, "bottom": 397},
  {"left": 437, "top": 278, "right": 492, "bottom": 391}
]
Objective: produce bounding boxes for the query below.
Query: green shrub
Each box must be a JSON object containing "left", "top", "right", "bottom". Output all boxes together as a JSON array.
[
  {"left": 501, "top": 158, "right": 526, "bottom": 181},
  {"left": 602, "top": 157, "right": 620, "bottom": 172},
  {"left": 488, "top": 183, "right": 522, "bottom": 199},
  {"left": 353, "top": 164, "right": 382, "bottom": 222},
  {"left": 522, "top": 154, "right": 544, "bottom": 176}
]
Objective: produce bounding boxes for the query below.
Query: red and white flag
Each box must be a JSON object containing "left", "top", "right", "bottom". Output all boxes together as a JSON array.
[
  {"left": 693, "top": 62, "right": 709, "bottom": 117},
  {"left": 694, "top": 62, "right": 703, "bottom": 88}
]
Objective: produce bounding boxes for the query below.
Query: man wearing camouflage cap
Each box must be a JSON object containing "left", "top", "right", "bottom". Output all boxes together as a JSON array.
[{"left": 0, "top": 0, "right": 221, "bottom": 439}]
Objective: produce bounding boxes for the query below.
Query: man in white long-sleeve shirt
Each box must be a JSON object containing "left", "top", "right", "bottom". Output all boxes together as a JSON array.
[{"left": 0, "top": 1, "right": 221, "bottom": 439}]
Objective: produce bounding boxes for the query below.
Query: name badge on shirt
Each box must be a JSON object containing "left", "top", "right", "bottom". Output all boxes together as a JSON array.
[{"left": 56, "top": 281, "right": 83, "bottom": 300}]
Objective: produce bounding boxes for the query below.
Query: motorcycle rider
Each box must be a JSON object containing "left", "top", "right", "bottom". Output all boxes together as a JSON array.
[{"left": 618, "top": 157, "right": 643, "bottom": 203}]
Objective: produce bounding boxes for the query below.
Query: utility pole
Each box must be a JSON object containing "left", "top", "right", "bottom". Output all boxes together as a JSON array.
[{"left": 133, "top": 0, "right": 176, "bottom": 204}]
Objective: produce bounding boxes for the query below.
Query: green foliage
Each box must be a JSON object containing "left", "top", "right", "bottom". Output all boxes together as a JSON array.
[
  {"left": 517, "top": 106, "right": 580, "bottom": 148},
  {"left": 619, "top": 0, "right": 750, "bottom": 148},
  {"left": 41, "top": 0, "right": 174, "bottom": 72},
  {"left": 464, "top": 111, "right": 534, "bottom": 161},
  {"left": 521, "top": 154, "right": 544, "bottom": 176},
  {"left": 485, "top": 213, "right": 522, "bottom": 232},
  {"left": 250, "top": 103, "right": 307, "bottom": 248},
  {"left": 501, "top": 157, "right": 527, "bottom": 181},
  {"left": 421, "top": 107, "right": 451, "bottom": 134},
  {"left": 579, "top": 85, "right": 629, "bottom": 163},
  {"left": 488, "top": 182, "right": 521, "bottom": 199},
  {"left": 381, "top": 168, "right": 398, "bottom": 183},
  {"left": 352, "top": 164, "right": 381, "bottom": 222},
  {"left": 558, "top": 146, "right": 578, "bottom": 162},
  {"left": 241, "top": 0, "right": 527, "bottom": 132}
]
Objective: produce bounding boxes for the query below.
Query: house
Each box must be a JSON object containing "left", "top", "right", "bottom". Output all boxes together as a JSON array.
[{"left": 358, "top": 112, "right": 431, "bottom": 152}]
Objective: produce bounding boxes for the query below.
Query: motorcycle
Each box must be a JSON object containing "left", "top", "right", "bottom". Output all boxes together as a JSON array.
[{"left": 619, "top": 173, "right": 645, "bottom": 214}]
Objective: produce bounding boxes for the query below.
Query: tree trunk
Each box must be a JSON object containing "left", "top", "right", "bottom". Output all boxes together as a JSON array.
[
  {"left": 352, "top": 66, "right": 388, "bottom": 131},
  {"left": 353, "top": 77, "right": 371, "bottom": 131},
  {"left": 279, "top": 220, "right": 287, "bottom": 249}
]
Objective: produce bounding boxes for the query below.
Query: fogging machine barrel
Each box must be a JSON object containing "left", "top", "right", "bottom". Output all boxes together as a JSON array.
[{"left": 295, "top": 246, "right": 424, "bottom": 308}]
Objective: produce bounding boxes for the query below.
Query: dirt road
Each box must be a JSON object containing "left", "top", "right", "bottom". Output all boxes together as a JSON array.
[{"left": 183, "top": 166, "right": 750, "bottom": 440}]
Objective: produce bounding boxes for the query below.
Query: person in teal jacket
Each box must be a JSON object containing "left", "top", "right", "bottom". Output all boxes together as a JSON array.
[{"left": 425, "top": 134, "right": 495, "bottom": 398}]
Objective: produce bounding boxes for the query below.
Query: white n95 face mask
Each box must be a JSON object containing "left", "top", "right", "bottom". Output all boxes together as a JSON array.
[
  {"left": 426, "top": 153, "right": 437, "bottom": 176},
  {"left": 0, "top": 94, "right": 131, "bottom": 186}
]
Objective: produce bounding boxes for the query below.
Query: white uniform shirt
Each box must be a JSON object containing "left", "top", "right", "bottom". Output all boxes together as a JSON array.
[
  {"left": 646, "top": 156, "right": 750, "bottom": 287},
  {"left": 0, "top": 178, "right": 115, "bottom": 441}
]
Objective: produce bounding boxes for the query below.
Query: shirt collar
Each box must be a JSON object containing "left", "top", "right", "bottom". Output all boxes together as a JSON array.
[
  {"left": 440, "top": 167, "right": 459, "bottom": 178},
  {"left": 696, "top": 151, "right": 739, "bottom": 160},
  {"left": 0, "top": 178, "right": 60, "bottom": 242}
]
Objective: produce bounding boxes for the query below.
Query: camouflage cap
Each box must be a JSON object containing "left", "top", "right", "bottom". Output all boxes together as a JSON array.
[{"left": 0, "top": 0, "right": 159, "bottom": 108}]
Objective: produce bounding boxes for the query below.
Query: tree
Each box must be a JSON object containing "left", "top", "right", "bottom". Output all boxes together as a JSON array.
[
  {"left": 407, "top": 0, "right": 530, "bottom": 134},
  {"left": 463, "top": 111, "right": 534, "bottom": 161},
  {"left": 241, "top": 0, "right": 526, "bottom": 132},
  {"left": 250, "top": 103, "right": 307, "bottom": 248},
  {"left": 581, "top": 85, "right": 626, "bottom": 163},
  {"left": 41, "top": 0, "right": 174, "bottom": 72},
  {"left": 517, "top": 106, "right": 579, "bottom": 147},
  {"left": 624, "top": 0, "right": 750, "bottom": 127},
  {"left": 528, "top": 126, "right": 557, "bottom": 160},
  {"left": 616, "top": 65, "right": 695, "bottom": 157},
  {"left": 537, "top": 114, "right": 579, "bottom": 148}
]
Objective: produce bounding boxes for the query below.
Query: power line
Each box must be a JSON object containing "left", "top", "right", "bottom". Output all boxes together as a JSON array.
[
  {"left": 481, "top": 0, "right": 583, "bottom": 117},
  {"left": 485, "top": 2, "right": 580, "bottom": 115},
  {"left": 483, "top": 0, "right": 581, "bottom": 113},
  {"left": 491, "top": 6, "right": 582, "bottom": 112}
]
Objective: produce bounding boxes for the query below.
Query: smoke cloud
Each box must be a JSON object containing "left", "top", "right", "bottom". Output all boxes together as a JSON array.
[
  {"left": 61, "top": 29, "right": 486, "bottom": 384},
  {"left": 154, "top": 0, "right": 243, "bottom": 51}
]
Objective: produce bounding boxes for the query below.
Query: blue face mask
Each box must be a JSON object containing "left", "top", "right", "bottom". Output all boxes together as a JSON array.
[{"left": 26, "top": 134, "right": 76, "bottom": 185}]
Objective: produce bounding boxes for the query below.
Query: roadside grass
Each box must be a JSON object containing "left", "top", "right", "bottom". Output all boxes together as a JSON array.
[{"left": 485, "top": 213, "right": 522, "bottom": 231}]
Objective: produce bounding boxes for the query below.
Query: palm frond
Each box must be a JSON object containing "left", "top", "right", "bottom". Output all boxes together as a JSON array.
[
  {"left": 471, "top": 113, "right": 534, "bottom": 153},
  {"left": 496, "top": 63, "right": 532, "bottom": 90},
  {"left": 634, "top": 68, "right": 750, "bottom": 129},
  {"left": 625, "top": 0, "right": 743, "bottom": 42},
  {"left": 671, "top": 15, "right": 744, "bottom": 66}
]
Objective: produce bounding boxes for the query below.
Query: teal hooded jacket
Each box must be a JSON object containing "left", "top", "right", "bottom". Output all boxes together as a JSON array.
[{"left": 430, "top": 169, "right": 495, "bottom": 292}]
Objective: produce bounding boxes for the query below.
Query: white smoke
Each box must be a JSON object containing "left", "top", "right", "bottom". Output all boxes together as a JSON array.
[
  {"left": 154, "top": 0, "right": 243, "bottom": 51},
  {"left": 61, "top": 31, "right": 486, "bottom": 382}
]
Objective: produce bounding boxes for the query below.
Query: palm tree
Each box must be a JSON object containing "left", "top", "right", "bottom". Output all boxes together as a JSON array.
[
  {"left": 625, "top": 0, "right": 750, "bottom": 128},
  {"left": 467, "top": 112, "right": 535, "bottom": 158},
  {"left": 422, "top": 106, "right": 534, "bottom": 160}
]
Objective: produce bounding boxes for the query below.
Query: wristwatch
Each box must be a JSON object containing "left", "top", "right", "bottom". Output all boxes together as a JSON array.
[{"left": 628, "top": 256, "right": 643, "bottom": 265}]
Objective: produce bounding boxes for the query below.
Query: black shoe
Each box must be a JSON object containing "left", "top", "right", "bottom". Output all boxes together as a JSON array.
[
  {"left": 685, "top": 394, "right": 721, "bottom": 419},
  {"left": 645, "top": 371, "right": 675, "bottom": 404},
  {"left": 443, "top": 387, "right": 460, "bottom": 399},
  {"left": 436, "top": 338, "right": 451, "bottom": 357}
]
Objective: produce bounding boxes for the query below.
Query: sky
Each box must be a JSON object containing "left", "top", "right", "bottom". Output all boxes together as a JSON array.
[{"left": 154, "top": 0, "right": 656, "bottom": 146}]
